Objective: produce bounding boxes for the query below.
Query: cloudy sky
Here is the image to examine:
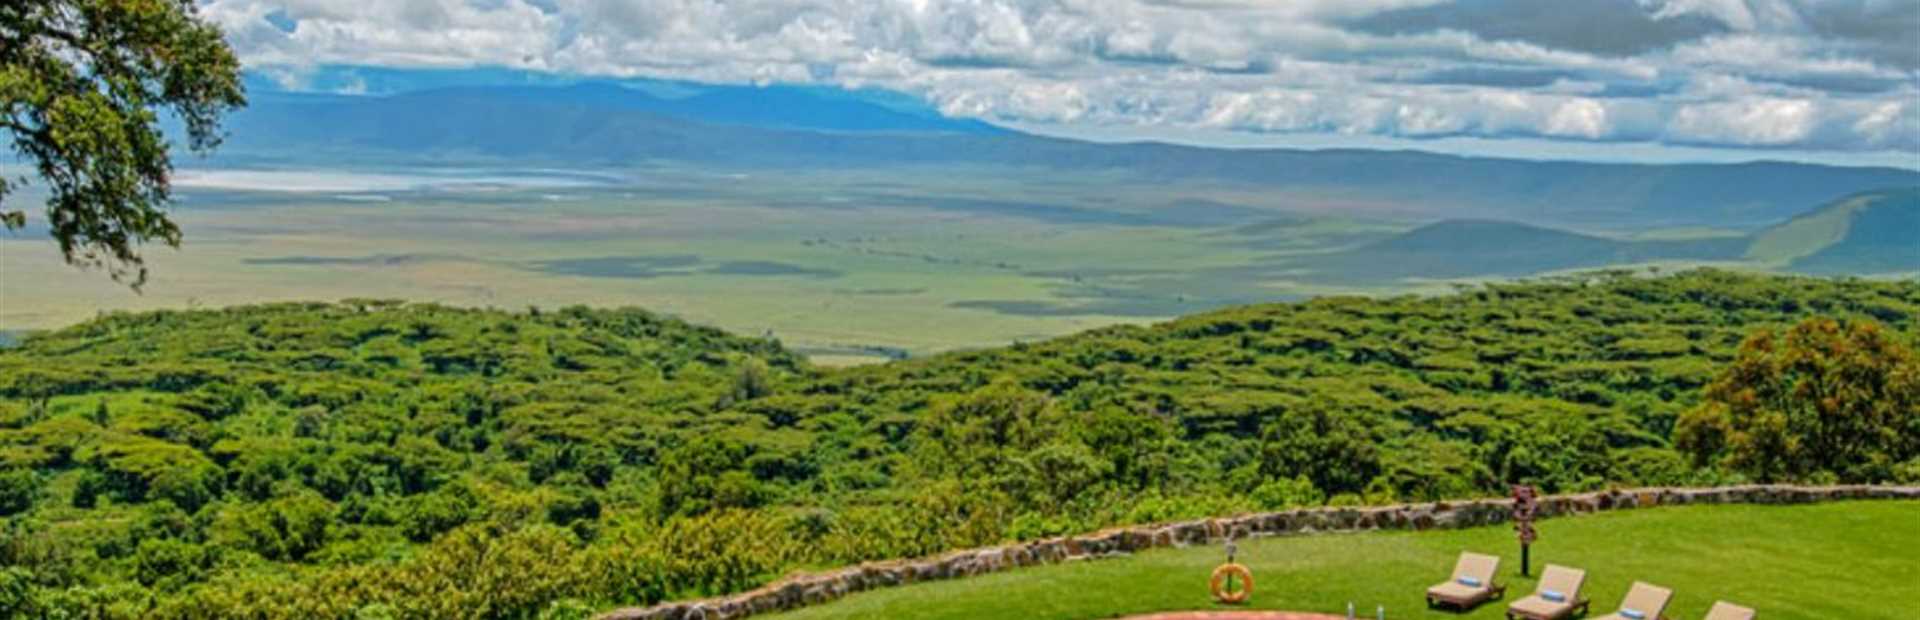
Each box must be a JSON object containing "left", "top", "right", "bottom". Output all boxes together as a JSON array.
[{"left": 200, "top": 0, "right": 1918, "bottom": 163}]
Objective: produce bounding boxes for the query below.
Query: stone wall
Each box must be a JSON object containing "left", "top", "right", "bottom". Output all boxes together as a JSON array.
[{"left": 598, "top": 484, "right": 1920, "bottom": 620}]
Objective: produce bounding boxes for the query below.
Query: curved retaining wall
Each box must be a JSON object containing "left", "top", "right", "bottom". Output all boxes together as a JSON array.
[{"left": 599, "top": 484, "right": 1920, "bottom": 620}]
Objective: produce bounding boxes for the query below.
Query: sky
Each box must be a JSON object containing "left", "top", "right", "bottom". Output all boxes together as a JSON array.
[{"left": 199, "top": 0, "right": 1920, "bottom": 166}]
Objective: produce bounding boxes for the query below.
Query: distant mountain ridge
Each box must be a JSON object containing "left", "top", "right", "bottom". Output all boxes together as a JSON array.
[
  {"left": 381, "top": 82, "right": 1005, "bottom": 135},
  {"left": 241, "top": 67, "right": 999, "bottom": 135},
  {"left": 215, "top": 82, "right": 1920, "bottom": 229}
]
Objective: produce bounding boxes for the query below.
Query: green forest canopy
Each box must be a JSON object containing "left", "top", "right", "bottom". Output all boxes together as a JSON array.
[{"left": 1, "top": 270, "right": 1916, "bottom": 619}]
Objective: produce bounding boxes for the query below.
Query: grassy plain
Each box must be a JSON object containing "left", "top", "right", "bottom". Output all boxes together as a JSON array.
[
  {"left": 0, "top": 167, "right": 1415, "bottom": 360},
  {"left": 773, "top": 501, "right": 1920, "bottom": 620},
  {"left": 0, "top": 164, "right": 1820, "bottom": 361}
]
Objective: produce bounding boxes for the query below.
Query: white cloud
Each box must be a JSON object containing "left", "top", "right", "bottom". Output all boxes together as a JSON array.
[
  {"left": 1545, "top": 99, "right": 1611, "bottom": 139},
  {"left": 1666, "top": 95, "right": 1918, "bottom": 150},
  {"left": 1668, "top": 34, "right": 1892, "bottom": 81},
  {"left": 1643, "top": 0, "right": 1764, "bottom": 30},
  {"left": 1669, "top": 97, "right": 1818, "bottom": 145},
  {"left": 195, "top": 0, "right": 1920, "bottom": 152}
]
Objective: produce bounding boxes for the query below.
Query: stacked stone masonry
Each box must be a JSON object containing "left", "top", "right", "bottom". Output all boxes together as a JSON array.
[{"left": 598, "top": 484, "right": 1920, "bottom": 620}]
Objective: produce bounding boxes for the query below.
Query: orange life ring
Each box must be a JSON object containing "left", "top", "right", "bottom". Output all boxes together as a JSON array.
[{"left": 1209, "top": 562, "right": 1253, "bottom": 604}]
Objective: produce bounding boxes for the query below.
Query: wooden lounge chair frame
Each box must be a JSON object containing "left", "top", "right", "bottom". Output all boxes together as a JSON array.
[
  {"left": 1703, "top": 601, "right": 1756, "bottom": 620},
  {"left": 1594, "top": 581, "right": 1675, "bottom": 620},
  {"left": 1426, "top": 552, "right": 1508, "bottom": 610},
  {"left": 1505, "top": 564, "right": 1591, "bottom": 620},
  {"left": 1507, "top": 597, "right": 1591, "bottom": 620}
]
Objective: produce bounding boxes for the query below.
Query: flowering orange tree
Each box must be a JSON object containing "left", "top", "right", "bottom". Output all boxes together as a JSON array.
[{"left": 1676, "top": 317, "right": 1920, "bottom": 483}]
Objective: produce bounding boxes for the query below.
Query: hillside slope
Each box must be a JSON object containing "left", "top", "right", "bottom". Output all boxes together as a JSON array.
[
  {"left": 1279, "top": 187, "right": 1919, "bottom": 283},
  {"left": 1745, "top": 188, "right": 1920, "bottom": 274},
  {"left": 2, "top": 272, "right": 1917, "bottom": 618},
  {"left": 1285, "top": 219, "right": 1747, "bottom": 282}
]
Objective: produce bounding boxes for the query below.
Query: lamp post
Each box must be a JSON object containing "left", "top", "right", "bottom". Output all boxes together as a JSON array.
[{"left": 1512, "top": 484, "right": 1538, "bottom": 577}]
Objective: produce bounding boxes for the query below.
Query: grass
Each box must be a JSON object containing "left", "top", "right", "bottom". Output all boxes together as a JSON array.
[
  {"left": 7, "top": 165, "right": 1861, "bottom": 360},
  {"left": 770, "top": 501, "right": 1920, "bottom": 619},
  {"left": 1744, "top": 194, "right": 1867, "bottom": 265},
  {"left": 0, "top": 169, "right": 1384, "bottom": 358}
]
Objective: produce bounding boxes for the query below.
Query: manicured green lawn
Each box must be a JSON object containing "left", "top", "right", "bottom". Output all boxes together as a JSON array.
[{"left": 773, "top": 501, "right": 1920, "bottom": 619}]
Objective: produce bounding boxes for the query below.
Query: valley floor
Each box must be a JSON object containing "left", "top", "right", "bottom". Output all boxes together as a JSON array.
[{"left": 769, "top": 501, "right": 1920, "bottom": 620}]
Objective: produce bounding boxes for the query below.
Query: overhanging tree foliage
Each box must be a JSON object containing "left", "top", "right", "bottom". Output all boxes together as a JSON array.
[{"left": 0, "top": 0, "right": 244, "bottom": 287}]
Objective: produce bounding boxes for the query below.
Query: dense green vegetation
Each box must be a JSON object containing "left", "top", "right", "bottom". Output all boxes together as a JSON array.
[
  {"left": 772, "top": 501, "right": 1920, "bottom": 620},
  {"left": 2, "top": 271, "right": 1917, "bottom": 618}
]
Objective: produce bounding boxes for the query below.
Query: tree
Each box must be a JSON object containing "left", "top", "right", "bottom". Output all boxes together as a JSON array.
[
  {"left": 652, "top": 437, "right": 765, "bottom": 518},
  {"left": 1675, "top": 317, "right": 1920, "bottom": 482},
  {"left": 402, "top": 483, "right": 482, "bottom": 543},
  {"left": 215, "top": 492, "right": 333, "bottom": 562},
  {"left": 1, "top": 1, "right": 245, "bottom": 286},
  {"left": 914, "top": 379, "right": 1057, "bottom": 479},
  {"left": 0, "top": 469, "right": 36, "bottom": 516},
  {"left": 1257, "top": 404, "right": 1382, "bottom": 496}
]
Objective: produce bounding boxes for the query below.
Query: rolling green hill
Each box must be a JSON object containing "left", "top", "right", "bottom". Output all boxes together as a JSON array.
[
  {"left": 1, "top": 272, "right": 1917, "bottom": 618},
  {"left": 1286, "top": 219, "right": 1746, "bottom": 282},
  {"left": 1745, "top": 188, "right": 1920, "bottom": 274},
  {"left": 1283, "top": 188, "right": 1917, "bottom": 283}
]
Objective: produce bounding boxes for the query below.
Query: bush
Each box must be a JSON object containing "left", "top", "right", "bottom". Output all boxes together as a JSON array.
[
  {"left": 1250, "top": 475, "right": 1325, "bottom": 510},
  {"left": 1895, "top": 458, "right": 1920, "bottom": 484},
  {"left": 0, "top": 567, "right": 32, "bottom": 619},
  {"left": 135, "top": 538, "right": 211, "bottom": 588},
  {"left": 82, "top": 438, "right": 224, "bottom": 510},
  {"left": 1006, "top": 511, "right": 1078, "bottom": 541},
  {"left": 69, "top": 469, "right": 107, "bottom": 509},
  {"left": 403, "top": 484, "right": 482, "bottom": 543},
  {"left": 216, "top": 492, "right": 334, "bottom": 561},
  {"left": 0, "top": 469, "right": 36, "bottom": 516}
]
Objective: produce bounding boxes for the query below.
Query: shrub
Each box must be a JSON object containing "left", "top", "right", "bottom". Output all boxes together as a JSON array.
[
  {"left": 403, "top": 484, "right": 483, "bottom": 543},
  {"left": 135, "top": 538, "right": 211, "bottom": 588},
  {"left": 216, "top": 492, "right": 334, "bottom": 561},
  {"left": 1250, "top": 475, "right": 1325, "bottom": 510},
  {"left": 0, "top": 469, "right": 36, "bottom": 516}
]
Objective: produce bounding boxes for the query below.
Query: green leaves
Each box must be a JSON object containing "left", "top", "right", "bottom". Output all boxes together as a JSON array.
[
  {"left": 0, "top": 469, "right": 36, "bottom": 515},
  {"left": 1676, "top": 317, "right": 1920, "bottom": 483},
  {"left": 214, "top": 491, "right": 335, "bottom": 562}
]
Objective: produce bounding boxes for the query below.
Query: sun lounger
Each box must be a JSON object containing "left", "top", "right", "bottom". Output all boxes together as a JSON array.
[
  {"left": 1593, "top": 581, "right": 1673, "bottom": 620},
  {"left": 1703, "top": 601, "right": 1755, "bottom": 620},
  {"left": 1506, "top": 564, "right": 1591, "bottom": 620},
  {"left": 1427, "top": 551, "right": 1507, "bottom": 610}
]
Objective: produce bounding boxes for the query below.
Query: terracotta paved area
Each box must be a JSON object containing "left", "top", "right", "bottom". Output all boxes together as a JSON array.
[{"left": 1120, "top": 613, "right": 1346, "bottom": 620}]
